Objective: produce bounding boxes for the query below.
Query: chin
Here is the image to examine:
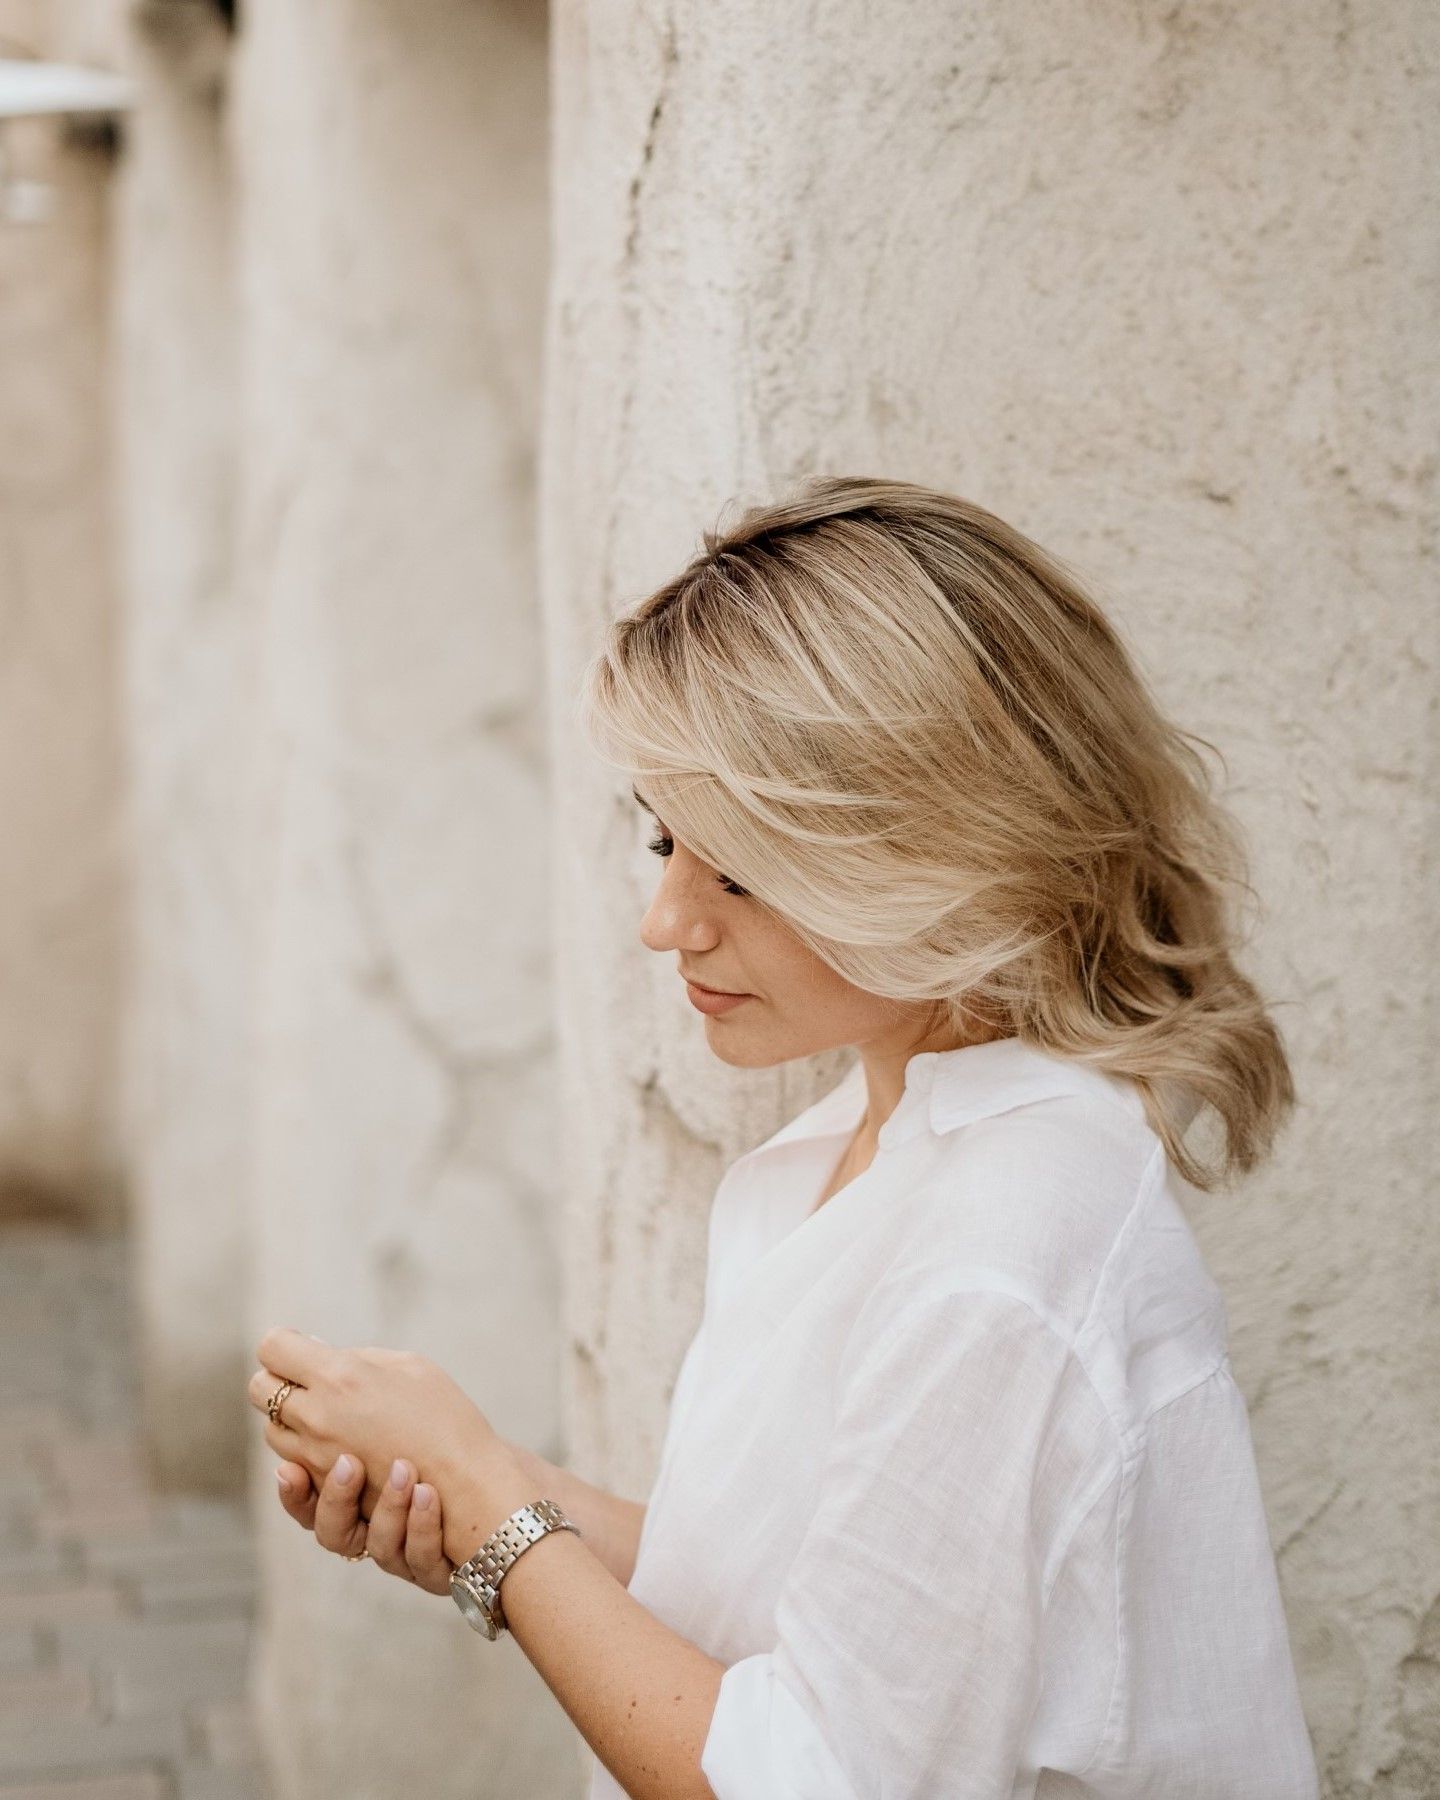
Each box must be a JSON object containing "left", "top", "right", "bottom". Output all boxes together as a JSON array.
[{"left": 702, "top": 1031, "right": 788, "bottom": 1072}]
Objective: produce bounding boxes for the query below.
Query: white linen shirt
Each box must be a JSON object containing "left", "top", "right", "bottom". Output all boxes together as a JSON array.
[{"left": 586, "top": 1036, "right": 1318, "bottom": 1800}]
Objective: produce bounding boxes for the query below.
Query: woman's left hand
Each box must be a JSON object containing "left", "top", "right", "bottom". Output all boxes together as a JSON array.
[
  {"left": 248, "top": 1327, "right": 501, "bottom": 1522},
  {"left": 275, "top": 1454, "right": 456, "bottom": 1594}
]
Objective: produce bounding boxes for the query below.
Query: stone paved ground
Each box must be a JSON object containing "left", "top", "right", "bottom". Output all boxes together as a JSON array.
[{"left": 0, "top": 1222, "right": 269, "bottom": 1800}]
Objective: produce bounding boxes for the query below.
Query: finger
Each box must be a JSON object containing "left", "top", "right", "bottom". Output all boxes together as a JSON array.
[
  {"left": 363, "top": 1459, "right": 417, "bottom": 1581},
  {"left": 356, "top": 1473, "right": 387, "bottom": 1523},
  {"left": 262, "top": 1416, "right": 310, "bottom": 1466},
  {"left": 312, "top": 1454, "right": 370, "bottom": 1558},
  {"left": 405, "top": 1482, "right": 454, "bottom": 1596},
  {"left": 274, "top": 1462, "right": 319, "bottom": 1530},
  {"left": 255, "top": 1325, "right": 338, "bottom": 1386},
  {"left": 247, "top": 1365, "right": 311, "bottom": 1429}
]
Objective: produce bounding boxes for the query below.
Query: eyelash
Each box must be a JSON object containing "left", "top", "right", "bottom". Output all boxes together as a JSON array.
[{"left": 645, "top": 833, "right": 750, "bottom": 898}]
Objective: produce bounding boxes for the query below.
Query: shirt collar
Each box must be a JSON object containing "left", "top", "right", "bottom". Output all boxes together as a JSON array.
[
  {"left": 880, "top": 1035, "right": 1149, "bottom": 1148},
  {"left": 738, "top": 1035, "right": 1149, "bottom": 1165}
]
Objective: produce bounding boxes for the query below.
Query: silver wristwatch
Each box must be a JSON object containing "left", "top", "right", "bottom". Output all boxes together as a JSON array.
[{"left": 449, "top": 1498, "right": 580, "bottom": 1640}]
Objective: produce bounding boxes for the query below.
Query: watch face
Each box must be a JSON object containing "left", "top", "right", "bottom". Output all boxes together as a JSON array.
[{"left": 450, "top": 1569, "right": 500, "bottom": 1640}]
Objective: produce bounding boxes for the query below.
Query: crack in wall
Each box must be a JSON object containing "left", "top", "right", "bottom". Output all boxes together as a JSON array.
[
  {"left": 341, "top": 830, "right": 514, "bottom": 1231},
  {"left": 337, "top": 823, "right": 560, "bottom": 1351},
  {"left": 621, "top": 16, "right": 677, "bottom": 271},
  {"left": 599, "top": 11, "right": 679, "bottom": 607},
  {"left": 1274, "top": 1474, "right": 1344, "bottom": 1563}
]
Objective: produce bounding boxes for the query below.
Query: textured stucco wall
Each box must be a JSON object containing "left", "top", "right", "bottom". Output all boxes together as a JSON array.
[
  {"left": 0, "top": 2, "right": 127, "bottom": 1224},
  {"left": 232, "top": 2, "right": 578, "bottom": 1795},
  {"left": 111, "top": 0, "right": 251, "bottom": 1492},
  {"left": 542, "top": 4, "right": 1438, "bottom": 1794}
]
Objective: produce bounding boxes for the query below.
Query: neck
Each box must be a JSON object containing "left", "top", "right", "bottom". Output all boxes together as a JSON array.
[{"left": 853, "top": 1016, "right": 1008, "bottom": 1143}]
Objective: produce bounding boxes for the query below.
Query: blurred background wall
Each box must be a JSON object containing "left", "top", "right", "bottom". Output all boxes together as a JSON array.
[
  {"left": 229, "top": 1, "right": 571, "bottom": 1792},
  {"left": 113, "top": 0, "right": 245, "bottom": 1497},
  {"left": 0, "top": 2, "right": 1434, "bottom": 1797},
  {"left": 0, "top": 0, "right": 127, "bottom": 1228},
  {"left": 5, "top": 0, "right": 580, "bottom": 1793}
]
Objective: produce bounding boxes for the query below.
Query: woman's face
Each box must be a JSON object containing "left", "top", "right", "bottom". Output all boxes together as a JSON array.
[{"left": 635, "top": 795, "right": 934, "bottom": 1071}]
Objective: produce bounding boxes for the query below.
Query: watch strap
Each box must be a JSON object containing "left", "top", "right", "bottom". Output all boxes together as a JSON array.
[{"left": 452, "top": 1498, "right": 579, "bottom": 1636}]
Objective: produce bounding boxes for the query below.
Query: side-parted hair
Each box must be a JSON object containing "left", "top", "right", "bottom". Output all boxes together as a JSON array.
[{"left": 578, "top": 475, "right": 1296, "bottom": 1192}]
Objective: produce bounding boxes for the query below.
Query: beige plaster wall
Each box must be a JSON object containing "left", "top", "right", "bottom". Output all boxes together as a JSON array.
[
  {"left": 542, "top": 4, "right": 1438, "bottom": 1795},
  {"left": 232, "top": 1, "right": 578, "bottom": 1794},
  {"left": 111, "top": 0, "right": 250, "bottom": 1492},
  {"left": 0, "top": 2, "right": 127, "bottom": 1225}
]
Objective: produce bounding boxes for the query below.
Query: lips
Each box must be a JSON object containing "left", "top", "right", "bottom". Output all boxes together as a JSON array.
[{"left": 683, "top": 979, "right": 752, "bottom": 1016}]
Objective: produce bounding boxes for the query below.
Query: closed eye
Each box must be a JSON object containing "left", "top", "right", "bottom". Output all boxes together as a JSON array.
[{"left": 645, "top": 832, "right": 749, "bottom": 899}]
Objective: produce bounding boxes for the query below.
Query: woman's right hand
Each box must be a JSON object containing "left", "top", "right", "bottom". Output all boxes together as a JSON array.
[{"left": 274, "top": 1452, "right": 455, "bottom": 1595}]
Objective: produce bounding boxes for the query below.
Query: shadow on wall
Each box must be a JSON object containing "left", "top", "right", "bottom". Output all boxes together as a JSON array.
[{"left": 0, "top": 1169, "right": 126, "bottom": 1232}]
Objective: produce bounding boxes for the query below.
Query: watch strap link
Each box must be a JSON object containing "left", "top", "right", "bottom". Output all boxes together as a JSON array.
[{"left": 454, "top": 1498, "right": 579, "bottom": 1637}]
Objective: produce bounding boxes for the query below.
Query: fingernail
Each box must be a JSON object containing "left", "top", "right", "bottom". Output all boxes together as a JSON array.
[
  {"left": 389, "top": 1459, "right": 408, "bottom": 1490},
  {"left": 275, "top": 1468, "right": 292, "bottom": 1494},
  {"left": 335, "top": 1454, "right": 357, "bottom": 1483},
  {"left": 413, "top": 1484, "right": 434, "bottom": 1510}
]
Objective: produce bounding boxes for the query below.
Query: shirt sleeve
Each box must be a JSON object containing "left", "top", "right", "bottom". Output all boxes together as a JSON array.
[{"left": 699, "top": 1285, "right": 1118, "bottom": 1800}]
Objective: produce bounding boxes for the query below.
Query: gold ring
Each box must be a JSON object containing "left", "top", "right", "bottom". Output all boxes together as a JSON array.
[
  {"left": 265, "top": 1379, "right": 295, "bottom": 1425},
  {"left": 344, "top": 1548, "right": 370, "bottom": 1563}
]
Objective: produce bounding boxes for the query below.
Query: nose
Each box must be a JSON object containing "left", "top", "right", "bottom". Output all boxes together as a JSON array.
[{"left": 638, "top": 844, "right": 725, "bottom": 957}]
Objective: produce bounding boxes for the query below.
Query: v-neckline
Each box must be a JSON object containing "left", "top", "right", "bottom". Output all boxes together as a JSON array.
[
  {"left": 707, "top": 1051, "right": 952, "bottom": 1311},
  {"left": 805, "top": 1122, "right": 874, "bottom": 1219},
  {"left": 757, "top": 1113, "right": 899, "bottom": 1265}
]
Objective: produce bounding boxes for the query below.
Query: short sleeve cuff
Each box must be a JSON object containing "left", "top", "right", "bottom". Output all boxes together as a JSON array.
[{"left": 700, "top": 1652, "right": 859, "bottom": 1800}]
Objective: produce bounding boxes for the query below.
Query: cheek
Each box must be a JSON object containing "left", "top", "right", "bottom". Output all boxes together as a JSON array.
[
  {"left": 745, "top": 927, "right": 860, "bottom": 1021},
  {"left": 765, "top": 931, "right": 895, "bottom": 1031}
]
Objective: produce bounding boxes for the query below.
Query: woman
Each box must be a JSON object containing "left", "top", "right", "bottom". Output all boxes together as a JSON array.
[{"left": 251, "top": 477, "right": 1318, "bottom": 1798}]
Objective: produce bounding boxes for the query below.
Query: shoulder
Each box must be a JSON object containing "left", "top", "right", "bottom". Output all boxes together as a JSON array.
[
  {"left": 889, "top": 1056, "right": 1164, "bottom": 1326},
  {"left": 878, "top": 1057, "right": 1229, "bottom": 1416}
]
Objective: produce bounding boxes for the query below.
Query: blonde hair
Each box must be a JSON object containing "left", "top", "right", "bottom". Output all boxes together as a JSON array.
[{"left": 578, "top": 475, "right": 1296, "bottom": 1192}]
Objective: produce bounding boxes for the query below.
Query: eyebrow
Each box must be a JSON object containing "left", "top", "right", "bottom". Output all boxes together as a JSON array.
[{"left": 631, "top": 785, "right": 656, "bottom": 815}]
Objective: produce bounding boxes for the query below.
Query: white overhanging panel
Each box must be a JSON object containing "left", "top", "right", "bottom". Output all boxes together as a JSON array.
[{"left": 0, "top": 60, "right": 135, "bottom": 119}]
